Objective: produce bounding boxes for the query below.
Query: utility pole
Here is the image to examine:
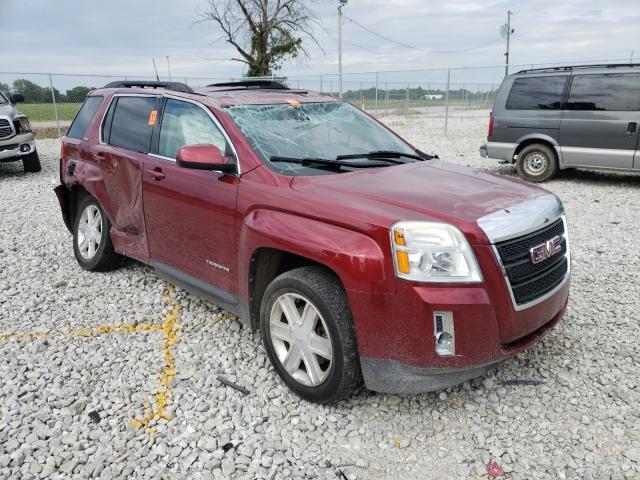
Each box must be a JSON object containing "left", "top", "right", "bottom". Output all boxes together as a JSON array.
[
  {"left": 166, "top": 56, "right": 172, "bottom": 81},
  {"left": 631, "top": 51, "right": 635, "bottom": 64},
  {"left": 338, "top": 0, "right": 347, "bottom": 99},
  {"left": 502, "top": 11, "right": 514, "bottom": 77}
]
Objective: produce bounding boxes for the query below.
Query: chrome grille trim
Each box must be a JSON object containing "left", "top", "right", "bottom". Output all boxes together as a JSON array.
[{"left": 0, "top": 116, "right": 15, "bottom": 140}]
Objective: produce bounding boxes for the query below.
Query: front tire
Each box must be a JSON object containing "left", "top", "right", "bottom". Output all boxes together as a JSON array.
[
  {"left": 22, "top": 150, "right": 41, "bottom": 173},
  {"left": 72, "top": 195, "right": 120, "bottom": 271},
  {"left": 516, "top": 143, "right": 558, "bottom": 182},
  {"left": 260, "top": 267, "right": 363, "bottom": 403}
]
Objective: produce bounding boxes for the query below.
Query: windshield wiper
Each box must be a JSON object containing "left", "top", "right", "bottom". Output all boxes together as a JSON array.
[
  {"left": 336, "top": 150, "right": 430, "bottom": 162},
  {"left": 270, "top": 155, "right": 396, "bottom": 169}
]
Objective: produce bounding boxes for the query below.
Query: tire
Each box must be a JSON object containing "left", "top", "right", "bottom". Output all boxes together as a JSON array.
[
  {"left": 72, "top": 195, "right": 121, "bottom": 271},
  {"left": 516, "top": 143, "right": 558, "bottom": 182},
  {"left": 260, "top": 266, "right": 363, "bottom": 403},
  {"left": 22, "top": 150, "right": 41, "bottom": 173}
]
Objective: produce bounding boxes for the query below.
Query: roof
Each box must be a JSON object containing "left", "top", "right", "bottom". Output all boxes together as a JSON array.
[
  {"left": 515, "top": 63, "right": 640, "bottom": 75},
  {"left": 93, "top": 79, "right": 338, "bottom": 108}
]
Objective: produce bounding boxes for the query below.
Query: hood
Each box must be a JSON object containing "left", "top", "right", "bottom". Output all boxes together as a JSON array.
[
  {"left": 0, "top": 104, "right": 16, "bottom": 119},
  {"left": 290, "top": 160, "right": 553, "bottom": 244}
]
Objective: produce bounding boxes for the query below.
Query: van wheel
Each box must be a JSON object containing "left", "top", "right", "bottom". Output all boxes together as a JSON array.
[
  {"left": 22, "top": 150, "right": 41, "bottom": 173},
  {"left": 72, "top": 195, "right": 121, "bottom": 271},
  {"left": 516, "top": 144, "right": 558, "bottom": 182},
  {"left": 260, "top": 267, "right": 363, "bottom": 403}
]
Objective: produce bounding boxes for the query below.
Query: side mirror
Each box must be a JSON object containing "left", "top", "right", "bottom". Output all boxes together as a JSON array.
[
  {"left": 10, "top": 93, "right": 24, "bottom": 104},
  {"left": 176, "top": 144, "right": 234, "bottom": 173}
]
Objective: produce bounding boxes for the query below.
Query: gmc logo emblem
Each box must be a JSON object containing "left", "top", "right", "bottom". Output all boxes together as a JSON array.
[{"left": 530, "top": 236, "right": 562, "bottom": 264}]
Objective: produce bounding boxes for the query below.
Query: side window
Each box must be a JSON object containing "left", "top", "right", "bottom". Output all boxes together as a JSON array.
[
  {"left": 506, "top": 76, "right": 567, "bottom": 110},
  {"left": 567, "top": 74, "right": 640, "bottom": 111},
  {"left": 158, "top": 99, "right": 229, "bottom": 159},
  {"left": 104, "top": 96, "right": 157, "bottom": 153},
  {"left": 67, "top": 96, "right": 103, "bottom": 139}
]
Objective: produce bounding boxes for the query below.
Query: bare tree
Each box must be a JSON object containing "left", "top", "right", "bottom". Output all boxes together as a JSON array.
[{"left": 198, "top": 0, "right": 322, "bottom": 77}]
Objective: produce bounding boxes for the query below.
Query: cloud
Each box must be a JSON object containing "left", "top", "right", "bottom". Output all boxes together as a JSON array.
[{"left": 1, "top": 0, "right": 638, "bottom": 89}]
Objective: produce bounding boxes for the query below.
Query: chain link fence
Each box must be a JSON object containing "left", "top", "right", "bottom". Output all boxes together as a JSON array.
[{"left": 0, "top": 58, "right": 629, "bottom": 138}]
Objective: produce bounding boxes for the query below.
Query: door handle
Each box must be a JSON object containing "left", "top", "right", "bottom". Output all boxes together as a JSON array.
[
  {"left": 146, "top": 168, "right": 166, "bottom": 181},
  {"left": 627, "top": 122, "right": 637, "bottom": 135}
]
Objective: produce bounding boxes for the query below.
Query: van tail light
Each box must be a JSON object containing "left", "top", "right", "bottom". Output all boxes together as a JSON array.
[
  {"left": 61, "top": 141, "right": 66, "bottom": 159},
  {"left": 488, "top": 114, "right": 494, "bottom": 139}
]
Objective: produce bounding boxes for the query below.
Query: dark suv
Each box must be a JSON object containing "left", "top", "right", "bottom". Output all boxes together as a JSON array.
[
  {"left": 55, "top": 80, "right": 570, "bottom": 402},
  {"left": 481, "top": 64, "right": 640, "bottom": 182}
]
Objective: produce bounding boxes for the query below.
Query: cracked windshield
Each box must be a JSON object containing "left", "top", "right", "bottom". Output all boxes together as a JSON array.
[{"left": 226, "top": 101, "right": 415, "bottom": 174}]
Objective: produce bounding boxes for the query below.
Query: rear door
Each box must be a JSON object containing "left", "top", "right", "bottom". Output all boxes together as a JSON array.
[
  {"left": 93, "top": 94, "right": 160, "bottom": 260},
  {"left": 560, "top": 73, "right": 640, "bottom": 169},
  {"left": 142, "top": 97, "right": 240, "bottom": 294}
]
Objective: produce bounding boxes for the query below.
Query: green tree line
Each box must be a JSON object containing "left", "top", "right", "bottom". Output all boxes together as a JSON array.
[{"left": 0, "top": 79, "right": 95, "bottom": 103}]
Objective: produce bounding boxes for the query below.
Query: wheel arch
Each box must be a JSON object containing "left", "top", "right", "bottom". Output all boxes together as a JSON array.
[
  {"left": 247, "top": 248, "right": 344, "bottom": 331},
  {"left": 514, "top": 135, "right": 561, "bottom": 163}
]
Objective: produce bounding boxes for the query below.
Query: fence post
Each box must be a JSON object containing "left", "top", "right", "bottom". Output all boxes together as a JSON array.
[
  {"left": 375, "top": 72, "right": 379, "bottom": 112},
  {"left": 385, "top": 83, "right": 389, "bottom": 115},
  {"left": 444, "top": 67, "right": 451, "bottom": 135},
  {"left": 48, "top": 74, "right": 61, "bottom": 140},
  {"left": 320, "top": 74, "right": 323, "bottom": 94},
  {"left": 330, "top": 80, "right": 333, "bottom": 97},
  {"left": 405, "top": 83, "right": 409, "bottom": 119}
]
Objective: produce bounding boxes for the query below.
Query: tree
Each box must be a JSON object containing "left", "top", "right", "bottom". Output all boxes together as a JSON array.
[
  {"left": 66, "top": 86, "right": 94, "bottom": 103},
  {"left": 198, "top": 0, "right": 322, "bottom": 77},
  {"left": 0, "top": 82, "right": 10, "bottom": 94}
]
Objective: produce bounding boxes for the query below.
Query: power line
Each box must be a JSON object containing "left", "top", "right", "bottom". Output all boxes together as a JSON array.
[{"left": 343, "top": 14, "right": 502, "bottom": 55}]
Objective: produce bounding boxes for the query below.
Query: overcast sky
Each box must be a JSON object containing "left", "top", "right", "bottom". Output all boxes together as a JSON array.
[{"left": 1, "top": 0, "right": 639, "bottom": 86}]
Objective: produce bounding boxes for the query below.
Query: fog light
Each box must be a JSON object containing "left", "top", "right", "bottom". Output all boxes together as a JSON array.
[
  {"left": 20, "top": 144, "right": 30, "bottom": 152},
  {"left": 433, "top": 311, "right": 455, "bottom": 356}
]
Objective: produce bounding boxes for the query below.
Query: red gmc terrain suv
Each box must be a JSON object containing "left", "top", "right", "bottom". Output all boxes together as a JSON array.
[{"left": 55, "top": 80, "right": 570, "bottom": 403}]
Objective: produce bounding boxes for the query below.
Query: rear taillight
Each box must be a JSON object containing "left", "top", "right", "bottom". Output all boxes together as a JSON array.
[
  {"left": 60, "top": 141, "right": 66, "bottom": 159},
  {"left": 488, "top": 114, "right": 494, "bottom": 139}
]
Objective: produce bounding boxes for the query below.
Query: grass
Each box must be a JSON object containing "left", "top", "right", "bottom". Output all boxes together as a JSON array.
[{"left": 18, "top": 103, "right": 82, "bottom": 123}]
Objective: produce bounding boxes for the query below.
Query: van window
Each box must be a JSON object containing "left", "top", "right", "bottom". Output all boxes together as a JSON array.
[
  {"left": 567, "top": 74, "right": 640, "bottom": 111},
  {"left": 158, "top": 99, "right": 229, "bottom": 159},
  {"left": 506, "top": 76, "right": 567, "bottom": 110},
  {"left": 67, "top": 96, "right": 103, "bottom": 139},
  {"left": 104, "top": 96, "right": 158, "bottom": 153}
]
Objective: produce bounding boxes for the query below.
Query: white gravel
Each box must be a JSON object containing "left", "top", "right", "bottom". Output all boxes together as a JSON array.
[{"left": 1, "top": 115, "right": 639, "bottom": 479}]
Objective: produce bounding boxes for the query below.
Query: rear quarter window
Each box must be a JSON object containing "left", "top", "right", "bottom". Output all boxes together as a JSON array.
[
  {"left": 103, "top": 96, "right": 158, "bottom": 153},
  {"left": 506, "top": 76, "right": 567, "bottom": 110},
  {"left": 67, "top": 96, "right": 103, "bottom": 139},
  {"left": 567, "top": 73, "right": 640, "bottom": 111}
]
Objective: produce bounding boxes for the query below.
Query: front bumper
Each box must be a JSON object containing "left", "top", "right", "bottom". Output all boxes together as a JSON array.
[
  {"left": 0, "top": 132, "right": 36, "bottom": 162},
  {"left": 359, "top": 300, "right": 566, "bottom": 394}
]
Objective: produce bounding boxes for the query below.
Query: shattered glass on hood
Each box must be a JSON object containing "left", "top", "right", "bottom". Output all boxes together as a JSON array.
[{"left": 226, "top": 101, "right": 414, "bottom": 175}]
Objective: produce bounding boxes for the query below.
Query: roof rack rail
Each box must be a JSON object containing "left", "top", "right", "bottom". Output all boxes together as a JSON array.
[
  {"left": 102, "top": 80, "right": 194, "bottom": 93},
  {"left": 207, "top": 80, "right": 290, "bottom": 90},
  {"left": 516, "top": 63, "right": 640, "bottom": 74}
]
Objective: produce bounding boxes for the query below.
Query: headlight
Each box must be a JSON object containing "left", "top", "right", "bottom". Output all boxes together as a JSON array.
[
  {"left": 18, "top": 117, "right": 31, "bottom": 133},
  {"left": 390, "top": 221, "right": 482, "bottom": 283}
]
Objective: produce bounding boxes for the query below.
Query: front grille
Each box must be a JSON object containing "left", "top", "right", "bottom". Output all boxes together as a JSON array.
[
  {"left": 495, "top": 218, "right": 568, "bottom": 306},
  {"left": 0, "top": 118, "right": 13, "bottom": 139}
]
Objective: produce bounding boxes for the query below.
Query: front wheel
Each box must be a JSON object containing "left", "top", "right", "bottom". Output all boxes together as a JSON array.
[
  {"left": 72, "top": 195, "right": 121, "bottom": 271},
  {"left": 260, "top": 267, "right": 363, "bottom": 403},
  {"left": 516, "top": 143, "right": 558, "bottom": 182}
]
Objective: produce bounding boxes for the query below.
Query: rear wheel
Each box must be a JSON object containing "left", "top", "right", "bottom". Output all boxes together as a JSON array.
[
  {"left": 72, "top": 195, "right": 120, "bottom": 271},
  {"left": 260, "top": 267, "right": 363, "bottom": 403},
  {"left": 22, "top": 150, "right": 41, "bottom": 173},
  {"left": 516, "top": 143, "right": 558, "bottom": 182}
]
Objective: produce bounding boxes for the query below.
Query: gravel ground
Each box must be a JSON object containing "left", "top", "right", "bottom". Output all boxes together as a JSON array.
[{"left": 1, "top": 115, "right": 639, "bottom": 480}]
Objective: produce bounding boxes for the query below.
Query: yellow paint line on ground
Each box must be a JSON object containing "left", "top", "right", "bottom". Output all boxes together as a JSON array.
[
  {"left": 0, "top": 323, "right": 162, "bottom": 341},
  {"left": 130, "top": 283, "right": 182, "bottom": 430}
]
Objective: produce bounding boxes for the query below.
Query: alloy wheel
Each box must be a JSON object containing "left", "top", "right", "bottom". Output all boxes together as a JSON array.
[
  {"left": 269, "top": 293, "right": 333, "bottom": 387},
  {"left": 77, "top": 204, "right": 102, "bottom": 260}
]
